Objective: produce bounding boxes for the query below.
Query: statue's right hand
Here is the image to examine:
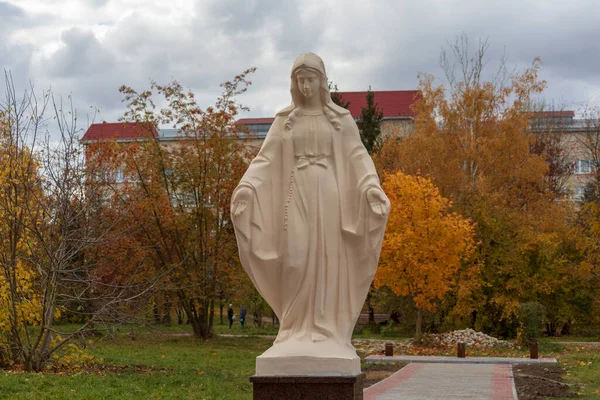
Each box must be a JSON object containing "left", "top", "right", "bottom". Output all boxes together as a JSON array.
[{"left": 232, "top": 187, "right": 252, "bottom": 217}]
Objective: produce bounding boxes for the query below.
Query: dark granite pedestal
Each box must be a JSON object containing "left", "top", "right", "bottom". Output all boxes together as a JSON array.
[{"left": 250, "top": 373, "right": 365, "bottom": 400}]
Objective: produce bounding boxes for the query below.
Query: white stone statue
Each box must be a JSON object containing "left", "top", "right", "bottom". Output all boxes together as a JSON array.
[{"left": 231, "top": 53, "right": 390, "bottom": 376}]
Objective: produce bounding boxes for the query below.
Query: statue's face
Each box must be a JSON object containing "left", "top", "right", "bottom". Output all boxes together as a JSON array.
[{"left": 296, "top": 69, "right": 320, "bottom": 101}]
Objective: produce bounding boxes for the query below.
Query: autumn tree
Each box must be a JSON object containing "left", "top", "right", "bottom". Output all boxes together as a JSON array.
[
  {"left": 571, "top": 107, "right": 600, "bottom": 323},
  {"left": 570, "top": 106, "right": 600, "bottom": 202},
  {"left": 357, "top": 87, "right": 383, "bottom": 154},
  {"left": 375, "top": 172, "right": 476, "bottom": 338},
  {"left": 373, "top": 135, "right": 404, "bottom": 177},
  {"left": 99, "top": 69, "right": 256, "bottom": 339},
  {"left": 530, "top": 123, "right": 574, "bottom": 199},
  {"left": 574, "top": 201, "right": 600, "bottom": 321},
  {"left": 439, "top": 33, "right": 511, "bottom": 98},
  {"left": 0, "top": 93, "right": 44, "bottom": 368},
  {"left": 0, "top": 73, "right": 155, "bottom": 371},
  {"left": 382, "top": 36, "right": 592, "bottom": 336}
]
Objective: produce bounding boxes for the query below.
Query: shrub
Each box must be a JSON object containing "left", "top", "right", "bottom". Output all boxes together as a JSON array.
[{"left": 518, "top": 302, "right": 545, "bottom": 345}]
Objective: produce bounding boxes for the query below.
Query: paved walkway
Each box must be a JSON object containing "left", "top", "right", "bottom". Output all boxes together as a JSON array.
[{"left": 364, "top": 363, "right": 518, "bottom": 400}]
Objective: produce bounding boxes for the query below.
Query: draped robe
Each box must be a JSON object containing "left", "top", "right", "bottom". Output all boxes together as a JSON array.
[{"left": 232, "top": 105, "right": 389, "bottom": 353}]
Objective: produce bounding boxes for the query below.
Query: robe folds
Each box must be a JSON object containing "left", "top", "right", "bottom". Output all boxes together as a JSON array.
[{"left": 231, "top": 105, "right": 389, "bottom": 348}]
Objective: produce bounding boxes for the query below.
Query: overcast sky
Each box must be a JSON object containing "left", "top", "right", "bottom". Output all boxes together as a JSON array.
[{"left": 2, "top": 0, "right": 599, "bottom": 131}]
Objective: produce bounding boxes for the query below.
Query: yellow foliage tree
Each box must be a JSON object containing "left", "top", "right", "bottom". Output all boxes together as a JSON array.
[
  {"left": 375, "top": 171, "right": 476, "bottom": 338},
  {"left": 0, "top": 110, "right": 45, "bottom": 367},
  {"left": 0, "top": 79, "right": 118, "bottom": 371}
]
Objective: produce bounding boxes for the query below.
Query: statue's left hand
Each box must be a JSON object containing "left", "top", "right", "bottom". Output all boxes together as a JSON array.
[
  {"left": 366, "top": 188, "right": 389, "bottom": 217},
  {"left": 232, "top": 187, "right": 252, "bottom": 217}
]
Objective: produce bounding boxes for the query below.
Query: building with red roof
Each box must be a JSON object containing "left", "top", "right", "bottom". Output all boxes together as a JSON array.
[
  {"left": 80, "top": 122, "right": 158, "bottom": 142},
  {"left": 81, "top": 90, "right": 420, "bottom": 145},
  {"left": 237, "top": 90, "right": 419, "bottom": 139},
  {"left": 81, "top": 90, "right": 420, "bottom": 182},
  {"left": 337, "top": 90, "right": 419, "bottom": 120}
]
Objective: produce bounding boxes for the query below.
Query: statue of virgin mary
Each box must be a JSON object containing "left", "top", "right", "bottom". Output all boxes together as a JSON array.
[{"left": 231, "top": 53, "right": 390, "bottom": 376}]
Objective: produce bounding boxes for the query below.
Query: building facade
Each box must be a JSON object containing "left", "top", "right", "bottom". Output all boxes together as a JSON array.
[{"left": 531, "top": 111, "right": 600, "bottom": 201}]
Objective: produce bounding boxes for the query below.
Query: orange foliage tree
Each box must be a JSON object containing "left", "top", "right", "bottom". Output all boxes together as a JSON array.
[
  {"left": 87, "top": 69, "right": 256, "bottom": 339},
  {"left": 376, "top": 41, "right": 590, "bottom": 335},
  {"left": 375, "top": 171, "right": 476, "bottom": 338},
  {"left": 574, "top": 201, "right": 600, "bottom": 323}
]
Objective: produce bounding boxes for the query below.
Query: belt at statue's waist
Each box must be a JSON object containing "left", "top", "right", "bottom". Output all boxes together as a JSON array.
[{"left": 297, "top": 155, "right": 328, "bottom": 169}]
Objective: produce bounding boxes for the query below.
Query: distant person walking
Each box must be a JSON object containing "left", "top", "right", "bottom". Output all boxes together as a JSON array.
[
  {"left": 240, "top": 306, "right": 247, "bottom": 327},
  {"left": 227, "top": 304, "right": 234, "bottom": 329}
]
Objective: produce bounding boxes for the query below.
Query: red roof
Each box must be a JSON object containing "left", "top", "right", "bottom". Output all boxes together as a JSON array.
[
  {"left": 339, "top": 90, "right": 419, "bottom": 119},
  {"left": 81, "top": 122, "right": 158, "bottom": 142},
  {"left": 532, "top": 111, "right": 575, "bottom": 118},
  {"left": 237, "top": 90, "right": 419, "bottom": 126}
]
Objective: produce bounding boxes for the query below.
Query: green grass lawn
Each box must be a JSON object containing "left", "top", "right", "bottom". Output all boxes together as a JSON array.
[
  {"left": 0, "top": 328, "right": 272, "bottom": 400},
  {"left": 546, "top": 341, "right": 600, "bottom": 399},
  {"left": 213, "top": 322, "right": 278, "bottom": 336}
]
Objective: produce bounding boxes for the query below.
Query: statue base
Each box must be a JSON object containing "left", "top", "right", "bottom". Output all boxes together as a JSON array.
[
  {"left": 250, "top": 373, "right": 365, "bottom": 400},
  {"left": 255, "top": 339, "right": 360, "bottom": 376},
  {"left": 256, "top": 354, "right": 361, "bottom": 376}
]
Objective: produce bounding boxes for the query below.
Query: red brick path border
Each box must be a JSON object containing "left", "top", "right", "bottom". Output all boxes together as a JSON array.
[
  {"left": 491, "top": 364, "right": 517, "bottom": 400},
  {"left": 363, "top": 363, "right": 423, "bottom": 399}
]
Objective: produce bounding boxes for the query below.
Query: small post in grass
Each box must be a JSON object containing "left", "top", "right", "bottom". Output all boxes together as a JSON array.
[
  {"left": 529, "top": 341, "right": 538, "bottom": 359},
  {"left": 385, "top": 343, "right": 393, "bottom": 357},
  {"left": 457, "top": 342, "right": 466, "bottom": 358}
]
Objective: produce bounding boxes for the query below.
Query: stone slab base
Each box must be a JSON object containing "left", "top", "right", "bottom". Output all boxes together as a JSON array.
[
  {"left": 256, "top": 354, "right": 360, "bottom": 376},
  {"left": 250, "top": 373, "right": 365, "bottom": 400}
]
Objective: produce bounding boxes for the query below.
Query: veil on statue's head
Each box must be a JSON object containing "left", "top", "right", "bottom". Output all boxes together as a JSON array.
[{"left": 276, "top": 53, "right": 350, "bottom": 117}]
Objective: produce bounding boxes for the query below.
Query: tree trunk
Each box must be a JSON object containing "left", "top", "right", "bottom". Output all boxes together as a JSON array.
[
  {"left": 366, "top": 286, "right": 375, "bottom": 324},
  {"left": 180, "top": 297, "right": 209, "bottom": 339},
  {"left": 153, "top": 303, "right": 160, "bottom": 325},
  {"left": 33, "top": 326, "right": 53, "bottom": 372},
  {"left": 415, "top": 308, "right": 423, "bottom": 340},
  {"left": 208, "top": 298, "right": 214, "bottom": 337},
  {"left": 177, "top": 306, "right": 183, "bottom": 325},
  {"left": 254, "top": 309, "right": 262, "bottom": 327},
  {"left": 162, "top": 300, "right": 172, "bottom": 325}
]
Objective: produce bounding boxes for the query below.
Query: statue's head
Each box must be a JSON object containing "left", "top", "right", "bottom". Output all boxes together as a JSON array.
[{"left": 290, "top": 53, "right": 331, "bottom": 107}]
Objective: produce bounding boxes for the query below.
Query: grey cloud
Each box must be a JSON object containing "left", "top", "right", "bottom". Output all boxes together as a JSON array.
[
  {"left": 47, "top": 27, "right": 117, "bottom": 78},
  {"left": 194, "top": 0, "right": 324, "bottom": 61},
  {"left": 0, "top": 44, "right": 34, "bottom": 91},
  {"left": 7, "top": 0, "right": 600, "bottom": 128},
  {"left": 39, "top": 28, "right": 128, "bottom": 122},
  {"left": 204, "top": 0, "right": 285, "bottom": 34},
  {"left": 0, "top": 1, "right": 24, "bottom": 17}
]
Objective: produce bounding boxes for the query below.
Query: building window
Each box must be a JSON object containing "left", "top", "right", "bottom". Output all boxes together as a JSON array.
[
  {"left": 572, "top": 186, "right": 586, "bottom": 202},
  {"left": 574, "top": 160, "right": 594, "bottom": 175},
  {"left": 114, "top": 169, "right": 125, "bottom": 182},
  {"left": 243, "top": 124, "right": 271, "bottom": 139},
  {"left": 171, "top": 191, "right": 196, "bottom": 208}
]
